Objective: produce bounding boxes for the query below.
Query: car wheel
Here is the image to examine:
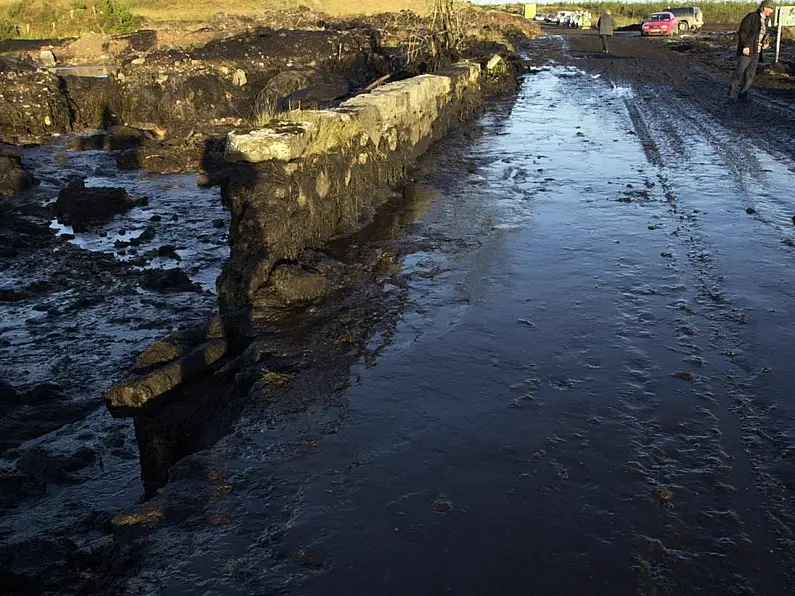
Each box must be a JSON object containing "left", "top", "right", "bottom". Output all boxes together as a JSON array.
[{"left": 678, "top": 21, "right": 688, "bottom": 32}]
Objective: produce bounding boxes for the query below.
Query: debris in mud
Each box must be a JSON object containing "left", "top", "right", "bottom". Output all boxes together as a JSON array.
[
  {"left": 782, "top": 237, "right": 795, "bottom": 247},
  {"left": 136, "top": 339, "right": 182, "bottom": 370},
  {"left": 67, "top": 132, "right": 106, "bottom": 151},
  {"left": 116, "top": 148, "right": 141, "bottom": 171},
  {"left": 289, "top": 549, "right": 324, "bottom": 570},
  {"left": 139, "top": 268, "right": 202, "bottom": 293},
  {"left": 671, "top": 370, "right": 695, "bottom": 382},
  {"left": 653, "top": 486, "right": 674, "bottom": 505},
  {"left": 0, "top": 144, "right": 35, "bottom": 197},
  {"left": 434, "top": 496, "right": 455, "bottom": 515},
  {"left": 54, "top": 180, "right": 135, "bottom": 231},
  {"left": 104, "top": 126, "right": 149, "bottom": 151},
  {"left": 0, "top": 379, "right": 20, "bottom": 405},
  {"left": 779, "top": 539, "right": 795, "bottom": 551},
  {"left": 262, "top": 369, "right": 297, "bottom": 387},
  {"left": 112, "top": 509, "right": 164, "bottom": 527},
  {"left": 745, "top": 207, "right": 756, "bottom": 215},
  {"left": 105, "top": 318, "right": 229, "bottom": 415},
  {"left": 15, "top": 444, "right": 97, "bottom": 485},
  {"left": 128, "top": 224, "right": 156, "bottom": 246}
]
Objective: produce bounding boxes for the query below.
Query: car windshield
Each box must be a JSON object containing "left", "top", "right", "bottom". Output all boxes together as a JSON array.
[{"left": 649, "top": 13, "right": 671, "bottom": 21}]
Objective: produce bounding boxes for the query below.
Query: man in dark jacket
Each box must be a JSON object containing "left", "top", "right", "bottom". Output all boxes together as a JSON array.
[
  {"left": 728, "top": 0, "right": 776, "bottom": 101},
  {"left": 597, "top": 10, "right": 617, "bottom": 54}
]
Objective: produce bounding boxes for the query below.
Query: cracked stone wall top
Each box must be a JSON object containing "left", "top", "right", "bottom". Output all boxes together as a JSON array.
[{"left": 225, "top": 62, "right": 481, "bottom": 163}]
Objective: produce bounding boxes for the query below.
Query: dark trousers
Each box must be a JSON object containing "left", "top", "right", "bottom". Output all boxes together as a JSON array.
[
  {"left": 599, "top": 34, "right": 611, "bottom": 53},
  {"left": 728, "top": 54, "right": 760, "bottom": 98}
]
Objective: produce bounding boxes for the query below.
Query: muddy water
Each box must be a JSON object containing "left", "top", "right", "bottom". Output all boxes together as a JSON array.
[
  {"left": 2, "top": 141, "right": 227, "bottom": 388},
  {"left": 0, "top": 140, "right": 228, "bottom": 579},
  {"left": 113, "top": 63, "right": 795, "bottom": 595}
]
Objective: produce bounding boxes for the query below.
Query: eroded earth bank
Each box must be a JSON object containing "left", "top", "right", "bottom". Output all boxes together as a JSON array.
[{"left": 3, "top": 17, "right": 795, "bottom": 596}]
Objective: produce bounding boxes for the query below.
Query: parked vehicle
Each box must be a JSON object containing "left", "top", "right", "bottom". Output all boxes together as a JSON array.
[
  {"left": 545, "top": 13, "right": 558, "bottom": 24},
  {"left": 556, "top": 11, "right": 577, "bottom": 26},
  {"left": 572, "top": 11, "right": 592, "bottom": 29},
  {"left": 641, "top": 12, "right": 678, "bottom": 36},
  {"left": 662, "top": 6, "right": 704, "bottom": 31},
  {"left": 534, "top": 13, "right": 546, "bottom": 22}
]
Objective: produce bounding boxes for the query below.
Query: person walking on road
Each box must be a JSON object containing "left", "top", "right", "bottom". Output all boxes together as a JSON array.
[
  {"left": 597, "top": 10, "right": 617, "bottom": 54},
  {"left": 728, "top": 0, "right": 776, "bottom": 102}
]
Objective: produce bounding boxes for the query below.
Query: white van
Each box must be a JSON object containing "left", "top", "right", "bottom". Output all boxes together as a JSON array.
[{"left": 557, "top": 11, "right": 577, "bottom": 26}]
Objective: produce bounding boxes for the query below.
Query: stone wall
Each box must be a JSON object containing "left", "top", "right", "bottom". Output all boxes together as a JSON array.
[{"left": 218, "top": 61, "right": 481, "bottom": 335}]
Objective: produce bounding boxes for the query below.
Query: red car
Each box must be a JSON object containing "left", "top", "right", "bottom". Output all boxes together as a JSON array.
[{"left": 641, "top": 12, "right": 678, "bottom": 36}]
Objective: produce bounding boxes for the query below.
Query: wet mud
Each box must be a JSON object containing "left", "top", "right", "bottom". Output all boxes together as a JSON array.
[
  {"left": 4, "top": 28, "right": 795, "bottom": 596},
  {"left": 0, "top": 141, "right": 225, "bottom": 512}
]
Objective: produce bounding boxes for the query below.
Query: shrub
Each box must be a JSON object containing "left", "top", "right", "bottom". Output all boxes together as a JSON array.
[
  {"left": 99, "top": 0, "right": 134, "bottom": 32},
  {"left": 0, "top": 18, "right": 17, "bottom": 39}
]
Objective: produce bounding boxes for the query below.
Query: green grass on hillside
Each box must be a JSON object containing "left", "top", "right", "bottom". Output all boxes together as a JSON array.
[
  {"left": 1, "top": 0, "right": 138, "bottom": 38},
  {"left": 0, "top": 0, "right": 434, "bottom": 39}
]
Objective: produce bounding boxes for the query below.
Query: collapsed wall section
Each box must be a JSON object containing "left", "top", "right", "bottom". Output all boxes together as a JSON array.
[{"left": 218, "top": 62, "right": 481, "bottom": 335}]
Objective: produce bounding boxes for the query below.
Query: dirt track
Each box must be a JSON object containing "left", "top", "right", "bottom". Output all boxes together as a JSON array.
[{"left": 542, "top": 27, "right": 795, "bottom": 161}]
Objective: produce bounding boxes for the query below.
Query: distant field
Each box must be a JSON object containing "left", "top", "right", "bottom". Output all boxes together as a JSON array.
[
  {"left": 1, "top": 0, "right": 791, "bottom": 40},
  {"left": 131, "top": 0, "right": 432, "bottom": 20},
  {"left": 0, "top": 0, "right": 434, "bottom": 39},
  {"left": 0, "top": 0, "right": 432, "bottom": 21}
]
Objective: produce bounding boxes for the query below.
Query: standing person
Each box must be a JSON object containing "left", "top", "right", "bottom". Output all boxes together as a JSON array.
[
  {"left": 728, "top": 0, "right": 776, "bottom": 102},
  {"left": 597, "top": 10, "right": 617, "bottom": 54}
]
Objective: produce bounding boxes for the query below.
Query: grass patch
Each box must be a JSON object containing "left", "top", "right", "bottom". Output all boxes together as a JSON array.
[
  {"left": 0, "top": 0, "right": 139, "bottom": 38},
  {"left": 0, "top": 0, "right": 434, "bottom": 37},
  {"left": 126, "top": 0, "right": 431, "bottom": 21}
]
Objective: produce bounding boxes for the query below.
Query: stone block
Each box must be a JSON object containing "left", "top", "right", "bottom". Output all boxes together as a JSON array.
[{"left": 226, "top": 122, "right": 314, "bottom": 162}]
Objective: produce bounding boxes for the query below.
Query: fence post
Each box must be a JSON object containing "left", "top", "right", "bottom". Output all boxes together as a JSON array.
[{"left": 775, "top": 8, "right": 782, "bottom": 63}]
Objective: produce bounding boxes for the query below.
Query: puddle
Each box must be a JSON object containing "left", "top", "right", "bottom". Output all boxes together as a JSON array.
[
  {"left": 49, "top": 64, "right": 117, "bottom": 78},
  {"left": 25, "top": 142, "right": 229, "bottom": 292}
]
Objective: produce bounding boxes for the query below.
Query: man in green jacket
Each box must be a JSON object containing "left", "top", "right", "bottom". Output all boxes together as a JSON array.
[
  {"left": 728, "top": 0, "right": 776, "bottom": 101},
  {"left": 597, "top": 10, "right": 617, "bottom": 54}
]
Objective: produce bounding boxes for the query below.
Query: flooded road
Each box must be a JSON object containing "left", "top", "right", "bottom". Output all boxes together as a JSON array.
[
  {"left": 112, "top": 49, "right": 795, "bottom": 595},
  {"left": 4, "top": 34, "right": 795, "bottom": 595}
]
